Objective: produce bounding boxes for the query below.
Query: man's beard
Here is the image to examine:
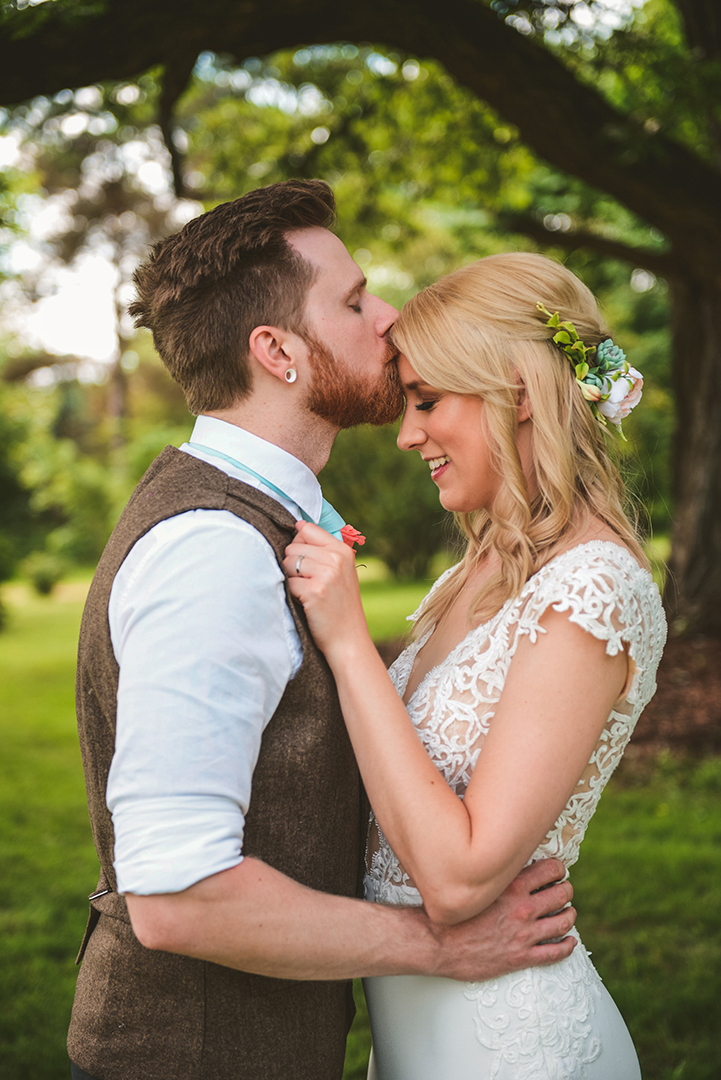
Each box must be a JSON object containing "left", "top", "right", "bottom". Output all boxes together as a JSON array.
[{"left": 305, "top": 337, "right": 404, "bottom": 429}]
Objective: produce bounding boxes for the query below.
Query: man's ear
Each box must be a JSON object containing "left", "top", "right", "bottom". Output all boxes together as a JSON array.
[
  {"left": 516, "top": 378, "right": 533, "bottom": 423},
  {"left": 248, "top": 325, "right": 300, "bottom": 383}
]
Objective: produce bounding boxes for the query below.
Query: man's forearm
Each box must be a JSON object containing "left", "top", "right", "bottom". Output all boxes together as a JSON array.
[{"left": 126, "top": 856, "right": 577, "bottom": 983}]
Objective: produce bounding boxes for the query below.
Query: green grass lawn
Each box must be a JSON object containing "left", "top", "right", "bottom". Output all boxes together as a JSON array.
[{"left": 1, "top": 578, "right": 720, "bottom": 1079}]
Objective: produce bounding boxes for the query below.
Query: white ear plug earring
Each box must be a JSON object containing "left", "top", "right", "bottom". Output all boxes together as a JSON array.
[{"left": 285, "top": 369, "right": 297, "bottom": 384}]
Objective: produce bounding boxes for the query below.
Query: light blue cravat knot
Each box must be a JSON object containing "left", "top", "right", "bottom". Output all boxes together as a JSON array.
[
  {"left": 187, "top": 442, "right": 346, "bottom": 540},
  {"left": 313, "top": 499, "right": 345, "bottom": 540}
]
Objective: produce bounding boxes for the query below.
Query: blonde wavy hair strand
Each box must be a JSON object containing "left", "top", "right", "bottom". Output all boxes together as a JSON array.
[{"left": 390, "top": 252, "right": 649, "bottom": 638}]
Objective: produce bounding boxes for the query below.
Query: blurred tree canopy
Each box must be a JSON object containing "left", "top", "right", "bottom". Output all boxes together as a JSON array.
[{"left": 0, "top": 0, "right": 718, "bottom": 627}]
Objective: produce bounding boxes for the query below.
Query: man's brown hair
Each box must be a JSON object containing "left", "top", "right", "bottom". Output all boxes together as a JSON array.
[{"left": 129, "top": 179, "right": 336, "bottom": 413}]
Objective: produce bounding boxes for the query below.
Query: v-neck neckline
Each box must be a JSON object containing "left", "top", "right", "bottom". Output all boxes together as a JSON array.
[{"left": 400, "top": 539, "right": 638, "bottom": 708}]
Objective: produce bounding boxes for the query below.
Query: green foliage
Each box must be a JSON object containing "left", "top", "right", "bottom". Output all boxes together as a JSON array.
[
  {"left": 0, "top": 366, "right": 194, "bottom": 590},
  {"left": 321, "top": 423, "right": 453, "bottom": 579},
  {"left": 0, "top": 441, "right": 29, "bottom": 580},
  {"left": 0, "top": 32, "right": 677, "bottom": 572},
  {"left": 15, "top": 389, "right": 121, "bottom": 564},
  {"left": 0, "top": 381, "right": 41, "bottom": 582},
  {"left": 21, "top": 549, "right": 66, "bottom": 595},
  {"left": 0, "top": 0, "right": 108, "bottom": 41},
  {"left": 577, "top": 0, "right": 721, "bottom": 166},
  {"left": 488, "top": 0, "right": 721, "bottom": 168},
  {"left": 183, "top": 45, "right": 535, "bottom": 294},
  {"left": 343, "top": 981, "right": 372, "bottom": 1080}
]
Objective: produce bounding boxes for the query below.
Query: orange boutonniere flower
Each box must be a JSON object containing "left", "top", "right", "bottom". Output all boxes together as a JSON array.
[{"left": 340, "top": 524, "right": 366, "bottom": 549}]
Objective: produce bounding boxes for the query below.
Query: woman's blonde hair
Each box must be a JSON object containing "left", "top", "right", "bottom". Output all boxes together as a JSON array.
[{"left": 391, "top": 251, "right": 648, "bottom": 637}]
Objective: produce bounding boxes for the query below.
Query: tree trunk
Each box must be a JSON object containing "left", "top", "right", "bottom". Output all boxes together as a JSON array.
[
  {"left": 666, "top": 272, "right": 721, "bottom": 633},
  {"left": 107, "top": 358, "right": 128, "bottom": 449}
]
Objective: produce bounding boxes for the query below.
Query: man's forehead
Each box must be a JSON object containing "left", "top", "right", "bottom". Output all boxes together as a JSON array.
[{"left": 286, "top": 226, "right": 360, "bottom": 290}]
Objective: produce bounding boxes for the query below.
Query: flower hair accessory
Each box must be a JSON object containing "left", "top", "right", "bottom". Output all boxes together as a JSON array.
[{"left": 536, "top": 302, "right": 643, "bottom": 440}]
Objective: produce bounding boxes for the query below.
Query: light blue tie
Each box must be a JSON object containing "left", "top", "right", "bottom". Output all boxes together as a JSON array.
[{"left": 187, "top": 442, "right": 346, "bottom": 540}]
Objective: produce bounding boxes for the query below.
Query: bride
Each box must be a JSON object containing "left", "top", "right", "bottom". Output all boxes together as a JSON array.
[{"left": 284, "top": 252, "right": 666, "bottom": 1080}]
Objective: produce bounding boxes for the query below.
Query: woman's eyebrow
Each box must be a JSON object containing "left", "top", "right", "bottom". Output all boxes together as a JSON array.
[{"left": 403, "top": 379, "right": 434, "bottom": 392}]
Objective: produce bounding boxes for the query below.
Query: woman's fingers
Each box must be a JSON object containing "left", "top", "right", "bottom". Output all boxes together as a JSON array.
[
  {"left": 293, "top": 520, "right": 339, "bottom": 547},
  {"left": 284, "top": 526, "right": 356, "bottom": 581},
  {"left": 283, "top": 522, "right": 351, "bottom": 582},
  {"left": 283, "top": 542, "right": 345, "bottom": 581},
  {"left": 282, "top": 543, "right": 315, "bottom": 580},
  {"left": 282, "top": 530, "right": 368, "bottom": 661}
]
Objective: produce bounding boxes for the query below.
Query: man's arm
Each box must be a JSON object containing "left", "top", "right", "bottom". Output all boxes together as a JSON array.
[
  {"left": 107, "top": 513, "right": 300, "bottom": 896},
  {"left": 126, "top": 856, "right": 576, "bottom": 983}
]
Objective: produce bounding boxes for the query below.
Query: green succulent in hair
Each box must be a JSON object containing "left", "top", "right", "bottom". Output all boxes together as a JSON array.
[
  {"left": 536, "top": 302, "right": 600, "bottom": 400},
  {"left": 536, "top": 302, "right": 640, "bottom": 441}
]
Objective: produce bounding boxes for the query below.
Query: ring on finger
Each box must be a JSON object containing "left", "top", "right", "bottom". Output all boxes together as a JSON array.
[{"left": 295, "top": 554, "right": 305, "bottom": 576}]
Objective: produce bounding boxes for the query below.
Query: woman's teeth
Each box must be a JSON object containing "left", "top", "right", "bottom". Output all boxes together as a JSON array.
[{"left": 428, "top": 456, "right": 450, "bottom": 471}]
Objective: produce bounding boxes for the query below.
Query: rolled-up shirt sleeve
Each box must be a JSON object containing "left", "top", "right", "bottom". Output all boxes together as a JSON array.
[{"left": 106, "top": 508, "right": 300, "bottom": 895}]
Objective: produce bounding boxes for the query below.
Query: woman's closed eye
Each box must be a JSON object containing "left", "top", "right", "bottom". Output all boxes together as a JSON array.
[{"left": 416, "top": 399, "right": 439, "bottom": 411}]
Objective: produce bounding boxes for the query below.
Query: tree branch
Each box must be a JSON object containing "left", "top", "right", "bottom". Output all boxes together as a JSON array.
[
  {"left": 158, "top": 55, "right": 197, "bottom": 200},
  {"left": 1, "top": 352, "right": 78, "bottom": 382},
  {"left": 0, "top": 0, "right": 719, "bottom": 268},
  {"left": 498, "top": 214, "right": 679, "bottom": 275}
]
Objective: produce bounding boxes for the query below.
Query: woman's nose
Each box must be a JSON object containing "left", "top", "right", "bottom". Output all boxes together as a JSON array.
[{"left": 397, "top": 411, "right": 425, "bottom": 452}]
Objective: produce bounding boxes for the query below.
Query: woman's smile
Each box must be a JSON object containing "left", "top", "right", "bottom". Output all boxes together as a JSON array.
[
  {"left": 426, "top": 456, "right": 450, "bottom": 480},
  {"left": 396, "top": 354, "right": 501, "bottom": 514}
]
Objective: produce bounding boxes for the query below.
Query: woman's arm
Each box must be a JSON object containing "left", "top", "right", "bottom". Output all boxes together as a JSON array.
[{"left": 285, "top": 523, "right": 626, "bottom": 925}]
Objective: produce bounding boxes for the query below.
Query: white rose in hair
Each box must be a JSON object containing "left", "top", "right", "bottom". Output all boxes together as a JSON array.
[{"left": 598, "top": 367, "right": 643, "bottom": 427}]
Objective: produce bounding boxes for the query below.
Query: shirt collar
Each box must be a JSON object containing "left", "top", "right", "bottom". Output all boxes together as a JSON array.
[{"left": 187, "top": 416, "right": 324, "bottom": 523}]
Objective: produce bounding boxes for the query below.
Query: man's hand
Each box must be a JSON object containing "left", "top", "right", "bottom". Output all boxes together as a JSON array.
[{"left": 430, "top": 859, "right": 576, "bottom": 982}]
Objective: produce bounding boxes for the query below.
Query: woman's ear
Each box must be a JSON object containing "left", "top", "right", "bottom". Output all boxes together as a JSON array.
[{"left": 516, "top": 378, "right": 533, "bottom": 423}]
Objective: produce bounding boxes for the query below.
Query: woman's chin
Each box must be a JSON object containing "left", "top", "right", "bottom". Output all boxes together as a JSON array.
[{"left": 437, "top": 491, "right": 475, "bottom": 513}]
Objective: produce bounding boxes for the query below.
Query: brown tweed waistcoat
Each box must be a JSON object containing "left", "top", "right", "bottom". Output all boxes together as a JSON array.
[{"left": 68, "top": 446, "right": 366, "bottom": 1080}]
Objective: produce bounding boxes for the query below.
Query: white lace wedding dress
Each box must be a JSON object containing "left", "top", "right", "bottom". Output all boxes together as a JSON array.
[{"left": 363, "top": 541, "right": 667, "bottom": 1080}]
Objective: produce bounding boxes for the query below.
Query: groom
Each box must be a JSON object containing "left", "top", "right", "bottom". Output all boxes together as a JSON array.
[{"left": 68, "top": 179, "right": 576, "bottom": 1080}]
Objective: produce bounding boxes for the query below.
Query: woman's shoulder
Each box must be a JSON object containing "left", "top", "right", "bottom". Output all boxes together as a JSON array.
[
  {"left": 539, "top": 536, "right": 648, "bottom": 583},
  {"left": 526, "top": 535, "right": 658, "bottom": 616},
  {"left": 518, "top": 535, "right": 667, "bottom": 663}
]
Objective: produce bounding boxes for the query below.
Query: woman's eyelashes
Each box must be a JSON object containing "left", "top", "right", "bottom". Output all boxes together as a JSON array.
[{"left": 415, "top": 398, "right": 439, "bottom": 412}]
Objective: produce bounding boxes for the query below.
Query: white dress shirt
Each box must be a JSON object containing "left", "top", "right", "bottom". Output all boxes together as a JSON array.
[{"left": 107, "top": 416, "right": 324, "bottom": 894}]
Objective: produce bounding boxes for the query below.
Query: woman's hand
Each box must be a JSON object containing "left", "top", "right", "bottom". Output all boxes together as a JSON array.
[{"left": 283, "top": 521, "right": 372, "bottom": 666}]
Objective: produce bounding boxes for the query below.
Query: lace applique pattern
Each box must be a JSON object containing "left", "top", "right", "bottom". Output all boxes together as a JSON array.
[
  {"left": 365, "top": 542, "right": 666, "bottom": 1075},
  {"left": 364, "top": 819, "right": 423, "bottom": 908},
  {"left": 463, "top": 936, "right": 604, "bottom": 1080}
]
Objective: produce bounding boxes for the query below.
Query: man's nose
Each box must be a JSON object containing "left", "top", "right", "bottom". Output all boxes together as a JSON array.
[{"left": 374, "top": 295, "right": 399, "bottom": 336}]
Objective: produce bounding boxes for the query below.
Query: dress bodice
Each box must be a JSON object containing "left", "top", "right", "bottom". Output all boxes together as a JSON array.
[{"left": 365, "top": 541, "right": 667, "bottom": 907}]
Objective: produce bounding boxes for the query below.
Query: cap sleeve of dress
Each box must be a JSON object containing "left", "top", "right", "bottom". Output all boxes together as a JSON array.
[{"left": 513, "top": 541, "right": 667, "bottom": 711}]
